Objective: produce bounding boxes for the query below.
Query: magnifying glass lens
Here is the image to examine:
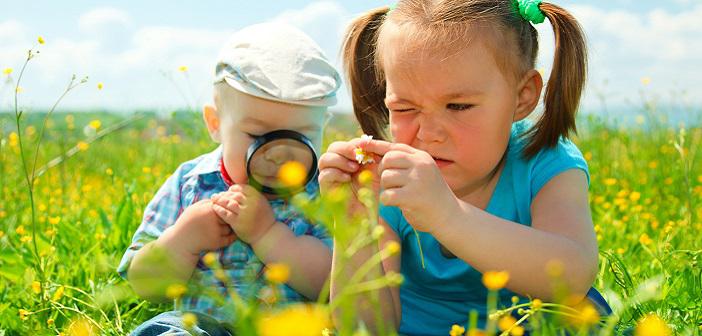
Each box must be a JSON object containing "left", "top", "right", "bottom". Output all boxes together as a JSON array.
[{"left": 246, "top": 130, "right": 317, "bottom": 195}]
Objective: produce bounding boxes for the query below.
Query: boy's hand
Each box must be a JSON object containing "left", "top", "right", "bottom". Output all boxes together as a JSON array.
[
  {"left": 211, "top": 184, "right": 276, "bottom": 245},
  {"left": 161, "top": 199, "right": 237, "bottom": 257}
]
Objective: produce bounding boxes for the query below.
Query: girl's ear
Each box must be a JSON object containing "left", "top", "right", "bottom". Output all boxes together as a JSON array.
[
  {"left": 203, "top": 104, "right": 222, "bottom": 143},
  {"left": 514, "top": 69, "right": 543, "bottom": 122}
]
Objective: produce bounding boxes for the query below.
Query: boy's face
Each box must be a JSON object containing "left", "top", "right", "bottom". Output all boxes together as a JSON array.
[{"left": 204, "top": 84, "right": 327, "bottom": 187}]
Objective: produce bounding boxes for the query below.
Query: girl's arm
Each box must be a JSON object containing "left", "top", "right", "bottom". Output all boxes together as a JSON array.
[
  {"left": 433, "top": 169, "right": 598, "bottom": 300},
  {"left": 250, "top": 223, "right": 332, "bottom": 300},
  {"left": 330, "top": 218, "right": 402, "bottom": 331}
]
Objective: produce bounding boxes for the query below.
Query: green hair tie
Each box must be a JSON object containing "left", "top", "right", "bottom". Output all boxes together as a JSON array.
[{"left": 515, "top": 0, "right": 545, "bottom": 24}]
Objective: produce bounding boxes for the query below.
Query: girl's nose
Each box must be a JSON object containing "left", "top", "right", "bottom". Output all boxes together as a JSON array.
[{"left": 416, "top": 115, "right": 446, "bottom": 144}]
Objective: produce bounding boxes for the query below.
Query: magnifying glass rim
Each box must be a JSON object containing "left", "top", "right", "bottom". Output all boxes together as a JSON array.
[{"left": 245, "top": 129, "right": 318, "bottom": 196}]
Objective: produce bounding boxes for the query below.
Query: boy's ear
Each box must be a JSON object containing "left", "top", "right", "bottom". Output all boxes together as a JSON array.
[
  {"left": 203, "top": 104, "right": 222, "bottom": 143},
  {"left": 514, "top": 69, "right": 543, "bottom": 122}
]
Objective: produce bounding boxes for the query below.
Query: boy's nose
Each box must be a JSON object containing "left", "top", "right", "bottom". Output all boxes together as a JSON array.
[{"left": 263, "top": 145, "right": 294, "bottom": 165}]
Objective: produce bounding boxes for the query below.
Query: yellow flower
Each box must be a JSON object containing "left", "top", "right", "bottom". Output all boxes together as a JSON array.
[
  {"left": 450, "top": 324, "right": 466, "bottom": 336},
  {"left": 257, "top": 304, "right": 331, "bottom": 336},
  {"left": 66, "top": 318, "right": 95, "bottom": 336},
  {"left": 37, "top": 36, "right": 45, "bottom": 45},
  {"left": 639, "top": 233, "right": 652, "bottom": 245},
  {"left": 16, "top": 86, "right": 23, "bottom": 93},
  {"left": 265, "top": 263, "right": 291, "bottom": 284},
  {"left": 19, "top": 309, "right": 30, "bottom": 320},
  {"left": 277, "top": 161, "right": 306, "bottom": 187},
  {"left": 15, "top": 225, "right": 26, "bottom": 235},
  {"left": 664, "top": 177, "right": 673, "bottom": 185},
  {"left": 566, "top": 301, "right": 600, "bottom": 328},
  {"left": 511, "top": 326, "right": 525, "bottom": 336},
  {"left": 617, "top": 248, "right": 626, "bottom": 254},
  {"left": 385, "top": 241, "right": 401, "bottom": 255},
  {"left": 482, "top": 271, "right": 509, "bottom": 290},
  {"left": 105, "top": 168, "right": 113, "bottom": 176},
  {"left": 629, "top": 191, "right": 641, "bottom": 202},
  {"left": 648, "top": 161, "right": 658, "bottom": 169},
  {"left": 202, "top": 252, "right": 217, "bottom": 267},
  {"left": 2, "top": 67, "right": 12, "bottom": 76},
  {"left": 48, "top": 216, "right": 61, "bottom": 225},
  {"left": 178, "top": 65, "right": 188, "bottom": 72},
  {"left": 531, "top": 298, "right": 543, "bottom": 310},
  {"left": 32, "top": 281, "right": 41, "bottom": 295},
  {"left": 97, "top": 82, "right": 103, "bottom": 90},
  {"left": 604, "top": 178, "right": 617, "bottom": 186},
  {"left": 21, "top": 235, "right": 33, "bottom": 243},
  {"left": 641, "top": 76, "right": 651, "bottom": 86},
  {"left": 182, "top": 312, "right": 197, "bottom": 329},
  {"left": 47, "top": 318, "right": 55, "bottom": 326},
  {"left": 165, "top": 283, "right": 187, "bottom": 299},
  {"left": 498, "top": 315, "right": 517, "bottom": 331},
  {"left": 0, "top": 230, "right": 4, "bottom": 239},
  {"left": 357, "top": 169, "right": 374, "bottom": 185},
  {"left": 77, "top": 141, "right": 89, "bottom": 151},
  {"left": 88, "top": 119, "right": 101, "bottom": 130},
  {"left": 635, "top": 313, "right": 671, "bottom": 336},
  {"left": 354, "top": 147, "right": 374, "bottom": 165},
  {"left": 52, "top": 286, "right": 65, "bottom": 301}
]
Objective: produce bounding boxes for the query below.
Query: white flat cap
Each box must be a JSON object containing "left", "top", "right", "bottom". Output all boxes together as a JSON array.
[{"left": 214, "top": 22, "right": 341, "bottom": 107}]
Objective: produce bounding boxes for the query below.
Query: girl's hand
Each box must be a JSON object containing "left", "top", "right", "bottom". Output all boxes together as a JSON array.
[
  {"left": 211, "top": 184, "right": 276, "bottom": 245},
  {"left": 318, "top": 138, "right": 382, "bottom": 212},
  {"left": 363, "top": 140, "right": 461, "bottom": 233}
]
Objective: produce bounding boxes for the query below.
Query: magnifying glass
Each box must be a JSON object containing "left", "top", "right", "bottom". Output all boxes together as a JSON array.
[{"left": 246, "top": 130, "right": 317, "bottom": 196}]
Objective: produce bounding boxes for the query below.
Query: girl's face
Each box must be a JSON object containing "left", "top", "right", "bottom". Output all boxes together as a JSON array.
[{"left": 380, "top": 24, "right": 527, "bottom": 199}]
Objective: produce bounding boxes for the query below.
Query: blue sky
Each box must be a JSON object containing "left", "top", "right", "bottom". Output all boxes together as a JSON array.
[{"left": 1, "top": 0, "right": 700, "bottom": 115}]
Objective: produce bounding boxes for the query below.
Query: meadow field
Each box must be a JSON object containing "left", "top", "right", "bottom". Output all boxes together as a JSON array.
[{"left": 1, "top": 59, "right": 701, "bottom": 336}]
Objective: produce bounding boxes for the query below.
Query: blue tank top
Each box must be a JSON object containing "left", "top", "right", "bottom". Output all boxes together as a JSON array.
[{"left": 379, "top": 120, "right": 590, "bottom": 336}]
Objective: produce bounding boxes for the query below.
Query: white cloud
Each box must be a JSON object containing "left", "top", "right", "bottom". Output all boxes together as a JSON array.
[{"left": 79, "top": 7, "right": 132, "bottom": 32}]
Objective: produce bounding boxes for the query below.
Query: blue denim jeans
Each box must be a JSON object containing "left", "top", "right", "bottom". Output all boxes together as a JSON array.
[{"left": 131, "top": 311, "right": 233, "bottom": 336}]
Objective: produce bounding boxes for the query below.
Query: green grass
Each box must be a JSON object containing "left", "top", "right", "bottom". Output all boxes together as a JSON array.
[{"left": 1, "top": 109, "right": 700, "bottom": 335}]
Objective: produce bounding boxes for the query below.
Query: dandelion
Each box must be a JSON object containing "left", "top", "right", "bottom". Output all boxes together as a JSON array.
[
  {"left": 357, "top": 169, "right": 374, "bottom": 185},
  {"left": 48, "top": 216, "right": 60, "bottom": 225},
  {"left": 32, "top": 281, "right": 41, "bottom": 295},
  {"left": 385, "top": 241, "right": 401, "bottom": 255},
  {"left": 19, "top": 309, "right": 30, "bottom": 320},
  {"left": 97, "top": 82, "right": 103, "bottom": 90},
  {"left": 265, "top": 263, "right": 290, "bottom": 284},
  {"left": 634, "top": 314, "right": 671, "bottom": 336},
  {"left": 567, "top": 301, "right": 600, "bottom": 328},
  {"left": 2, "top": 67, "right": 11, "bottom": 76},
  {"left": 165, "top": 283, "right": 187, "bottom": 299},
  {"left": 37, "top": 36, "right": 45, "bottom": 45},
  {"left": 182, "top": 312, "right": 197, "bottom": 329},
  {"left": 52, "top": 286, "right": 65, "bottom": 301},
  {"left": 77, "top": 141, "right": 89, "bottom": 151},
  {"left": 604, "top": 178, "right": 617, "bottom": 186},
  {"left": 629, "top": 191, "right": 641, "bottom": 202},
  {"left": 450, "top": 324, "right": 466, "bottom": 336},
  {"left": 16, "top": 225, "right": 26, "bottom": 235},
  {"left": 257, "top": 304, "right": 331, "bottom": 336},
  {"left": 88, "top": 119, "right": 101, "bottom": 130},
  {"left": 277, "top": 161, "right": 306, "bottom": 187},
  {"left": 178, "top": 65, "right": 189, "bottom": 72},
  {"left": 482, "top": 271, "right": 509, "bottom": 290},
  {"left": 202, "top": 252, "right": 217, "bottom": 267},
  {"left": 498, "top": 315, "right": 517, "bottom": 332},
  {"left": 639, "top": 233, "right": 652, "bottom": 245}
]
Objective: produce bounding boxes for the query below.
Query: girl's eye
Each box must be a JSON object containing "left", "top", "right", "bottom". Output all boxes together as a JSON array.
[{"left": 446, "top": 103, "right": 474, "bottom": 111}]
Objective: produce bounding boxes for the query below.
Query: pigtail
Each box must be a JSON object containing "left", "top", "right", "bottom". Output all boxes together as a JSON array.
[
  {"left": 341, "top": 7, "right": 391, "bottom": 140},
  {"left": 523, "top": 2, "right": 587, "bottom": 158}
]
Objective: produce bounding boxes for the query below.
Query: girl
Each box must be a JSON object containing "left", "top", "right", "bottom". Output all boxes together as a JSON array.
[{"left": 319, "top": 0, "right": 611, "bottom": 334}]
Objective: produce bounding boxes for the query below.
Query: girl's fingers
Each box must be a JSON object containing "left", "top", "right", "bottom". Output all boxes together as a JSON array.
[
  {"left": 379, "top": 188, "right": 403, "bottom": 207},
  {"left": 318, "top": 168, "right": 352, "bottom": 190},
  {"left": 319, "top": 151, "right": 359, "bottom": 172},
  {"left": 378, "top": 150, "right": 413, "bottom": 172},
  {"left": 361, "top": 139, "right": 414, "bottom": 156},
  {"left": 379, "top": 168, "right": 407, "bottom": 189}
]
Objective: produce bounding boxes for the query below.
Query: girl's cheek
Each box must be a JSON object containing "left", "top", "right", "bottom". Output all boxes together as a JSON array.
[{"left": 390, "top": 113, "right": 418, "bottom": 144}]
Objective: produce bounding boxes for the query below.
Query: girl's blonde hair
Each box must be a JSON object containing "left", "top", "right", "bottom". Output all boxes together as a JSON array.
[{"left": 342, "top": 0, "right": 587, "bottom": 159}]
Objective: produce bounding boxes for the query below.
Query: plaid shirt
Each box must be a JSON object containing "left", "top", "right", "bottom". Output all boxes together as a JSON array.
[{"left": 117, "top": 145, "right": 331, "bottom": 321}]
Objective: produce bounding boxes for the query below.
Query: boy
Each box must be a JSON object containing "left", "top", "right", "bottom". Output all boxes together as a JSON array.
[{"left": 118, "top": 22, "right": 341, "bottom": 334}]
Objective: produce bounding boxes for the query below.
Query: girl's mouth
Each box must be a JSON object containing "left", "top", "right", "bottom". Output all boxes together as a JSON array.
[{"left": 433, "top": 157, "right": 453, "bottom": 167}]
